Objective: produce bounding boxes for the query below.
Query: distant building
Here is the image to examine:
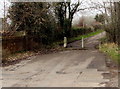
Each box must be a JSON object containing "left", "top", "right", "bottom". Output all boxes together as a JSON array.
[{"left": 92, "top": 21, "right": 102, "bottom": 26}]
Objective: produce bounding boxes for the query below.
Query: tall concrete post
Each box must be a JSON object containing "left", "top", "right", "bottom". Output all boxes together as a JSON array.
[
  {"left": 82, "top": 37, "right": 84, "bottom": 48},
  {"left": 64, "top": 37, "right": 67, "bottom": 48}
]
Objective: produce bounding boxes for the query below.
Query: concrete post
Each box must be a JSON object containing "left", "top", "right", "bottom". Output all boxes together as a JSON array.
[
  {"left": 82, "top": 37, "right": 84, "bottom": 48},
  {"left": 64, "top": 37, "right": 67, "bottom": 48}
]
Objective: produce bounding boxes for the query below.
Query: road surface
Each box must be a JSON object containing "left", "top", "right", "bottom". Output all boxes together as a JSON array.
[{"left": 1, "top": 32, "right": 112, "bottom": 87}]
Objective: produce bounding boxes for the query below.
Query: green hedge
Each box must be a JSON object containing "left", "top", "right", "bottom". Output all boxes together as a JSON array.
[{"left": 71, "top": 27, "right": 93, "bottom": 37}]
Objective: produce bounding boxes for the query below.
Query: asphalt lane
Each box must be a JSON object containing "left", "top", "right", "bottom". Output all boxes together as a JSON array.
[{"left": 1, "top": 32, "right": 113, "bottom": 87}]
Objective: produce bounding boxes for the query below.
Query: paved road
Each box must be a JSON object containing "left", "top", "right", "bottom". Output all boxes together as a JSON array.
[{"left": 1, "top": 32, "right": 111, "bottom": 87}]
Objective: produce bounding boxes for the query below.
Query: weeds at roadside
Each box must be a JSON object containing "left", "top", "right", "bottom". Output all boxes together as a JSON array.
[{"left": 99, "top": 43, "right": 120, "bottom": 64}]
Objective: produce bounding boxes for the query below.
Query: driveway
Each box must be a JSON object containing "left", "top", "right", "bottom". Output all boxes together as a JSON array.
[{"left": 1, "top": 32, "right": 113, "bottom": 87}]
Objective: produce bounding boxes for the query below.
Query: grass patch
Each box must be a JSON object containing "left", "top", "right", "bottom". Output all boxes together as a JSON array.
[
  {"left": 69, "top": 30, "right": 103, "bottom": 43},
  {"left": 99, "top": 43, "right": 120, "bottom": 64}
]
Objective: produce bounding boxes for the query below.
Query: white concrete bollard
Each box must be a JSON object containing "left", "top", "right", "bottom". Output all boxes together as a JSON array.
[
  {"left": 82, "top": 37, "right": 84, "bottom": 48},
  {"left": 64, "top": 37, "right": 67, "bottom": 48}
]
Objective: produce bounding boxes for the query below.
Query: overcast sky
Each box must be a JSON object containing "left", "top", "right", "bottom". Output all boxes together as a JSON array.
[
  {"left": 0, "top": 0, "right": 106, "bottom": 18},
  {"left": 0, "top": 0, "right": 11, "bottom": 18},
  {"left": 0, "top": 0, "right": 110, "bottom": 25},
  {"left": 0, "top": 0, "right": 4, "bottom": 18}
]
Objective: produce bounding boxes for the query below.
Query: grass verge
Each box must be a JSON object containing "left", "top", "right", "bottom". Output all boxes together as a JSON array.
[
  {"left": 69, "top": 30, "right": 103, "bottom": 43},
  {"left": 99, "top": 43, "right": 120, "bottom": 64}
]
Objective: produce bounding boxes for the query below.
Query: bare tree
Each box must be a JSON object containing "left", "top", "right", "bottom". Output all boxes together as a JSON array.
[{"left": 54, "top": 0, "right": 84, "bottom": 37}]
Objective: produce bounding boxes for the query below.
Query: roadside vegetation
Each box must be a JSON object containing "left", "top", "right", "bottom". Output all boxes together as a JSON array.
[
  {"left": 99, "top": 42, "right": 120, "bottom": 64},
  {"left": 68, "top": 29, "right": 103, "bottom": 43},
  {"left": 98, "top": 2, "right": 120, "bottom": 64}
]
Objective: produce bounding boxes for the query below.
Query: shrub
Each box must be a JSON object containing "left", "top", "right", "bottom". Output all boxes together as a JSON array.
[{"left": 71, "top": 27, "right": 93, "bottom": 37}]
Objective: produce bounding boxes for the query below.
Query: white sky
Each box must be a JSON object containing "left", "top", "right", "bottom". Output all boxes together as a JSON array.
[
  {"left": 0, "top": 0, "right": 11, "bottom": 18},
  {"left": 0, "top": 0, "right": 112, "bottom": 25},
  {"left": 0, "top": 0, "right": 106, "bottom": 18},
  {"left": 0, "top": 0, "right": 4, "bottom": 18}
]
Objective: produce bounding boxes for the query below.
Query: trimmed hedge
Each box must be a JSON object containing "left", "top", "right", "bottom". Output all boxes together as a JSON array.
[{"left": 71, "top": 27, "right": 94, "bottom": 37}]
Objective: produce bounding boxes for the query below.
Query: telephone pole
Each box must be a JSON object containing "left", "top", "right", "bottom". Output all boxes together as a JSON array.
[{"left": 3, "top": 0, "right": 5, "bottom": 31}]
